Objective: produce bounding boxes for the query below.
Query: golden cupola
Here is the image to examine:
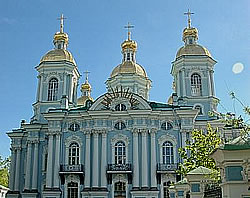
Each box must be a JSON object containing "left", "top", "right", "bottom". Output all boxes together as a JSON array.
[
  {"left": 77, "top": 71, "right": 94, "bottom": 106},
  {"left": 40, "top": 14, "right": 76, "bottom": 65},
  {"left": 110, "top": 23, "right": 147, "bottom": 78},
  {"left": 176, "top": 10, "right": 211, "bottom": 59}
]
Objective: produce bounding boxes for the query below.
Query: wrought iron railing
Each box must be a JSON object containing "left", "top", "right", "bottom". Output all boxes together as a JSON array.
[
  {"left": 107, "top": 163, "right": 132, "bottom": 172},
  {"left": 60, "top": 164, "right": 84, "bottom": 172},
  {"left": 157, "top": 163, "right": 178, "bottom": 171}
]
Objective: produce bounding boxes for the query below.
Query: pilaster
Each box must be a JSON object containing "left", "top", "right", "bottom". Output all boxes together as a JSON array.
[
  {"left": 92, "top": 132, "right": 99, "bottom": 187},
  {"left": 101, "top": 132, "right": 107, "bottom": 188},
  {"left": 84, "top": 133, "right": 91, "bottom": 188},
  {"left": 24, "top": 142, "right": 32, "bottom": 190},
  {"left": 132, "top": 131, "right": 139, "bottom": 188},
  {"left": 32, "top": 141, "right": 39, "bottom": 190},
  {"left": 141, "top": 130, "right": 148, "bottom": 187},
  {"left": 14, "top": 147, "right": 21, "bottom": 191}
]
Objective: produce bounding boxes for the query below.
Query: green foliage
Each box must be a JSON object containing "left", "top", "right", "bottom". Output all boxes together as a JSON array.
[
  {"left": 0, "top": 156, "right": 10, "bottom": 187},
  {"left": 178, "top": 124, "right": 221, "bottom": 179}
]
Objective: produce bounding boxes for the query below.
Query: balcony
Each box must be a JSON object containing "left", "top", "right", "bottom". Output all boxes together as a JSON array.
[
  {"left": 59, "top": 164, "right": 84, "bottom": 174},
  {"left": 191, "top": 86, "right": 201, "bottom": 96},
  {"left": 59, "top": 164, "right": 84, "bottom": 185},
  {"left": 107, "top": 163, "right": 132, "bottom": 173},
  {"left": 156, "top": 163, "right": 178, "bottom": 173}
]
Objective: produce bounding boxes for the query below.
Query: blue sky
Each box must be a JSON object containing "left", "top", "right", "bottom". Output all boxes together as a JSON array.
[{"left": 0, "top": 0, "right": 249, "bottom": 158}]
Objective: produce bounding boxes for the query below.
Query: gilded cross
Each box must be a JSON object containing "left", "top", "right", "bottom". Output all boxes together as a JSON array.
[
  {"left": 124, "top": 22, "right": 134, "bottom": 40},
  {"left": 57, "top": 14, "right": 67, "bottom": 33},
  {"left": 84, "top": 70, "right": 90, "bottom": 82},
  {"left": 184, "top": 9, "right": 194, "bottom": 28}
]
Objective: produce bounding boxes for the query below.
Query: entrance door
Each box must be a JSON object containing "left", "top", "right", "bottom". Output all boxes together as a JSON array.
[{"left": 114, "top": 182, "right": 126, "bottom": 198}]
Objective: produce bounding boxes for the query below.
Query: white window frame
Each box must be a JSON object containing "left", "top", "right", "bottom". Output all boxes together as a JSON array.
[
  {"left": 190, "top": 73, "right": 202, "bottom": 96},
  {"left": 158, "top": 134, "right": 177, "bottom": 164},
  {"left": 111, "top": 134, "right": 129, "bottom": 164},
  {"left": 65, "top": 135, "right": 82, "bottom": 165},
  {"left": 47, "top": 77, "right": 59, "bottom": 101},
  {"left": 65, "top": 175, "right": 80, "bottom": 198}
]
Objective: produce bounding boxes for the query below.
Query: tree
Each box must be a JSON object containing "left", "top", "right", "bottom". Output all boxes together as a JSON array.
[
  {"left": 178, "top": 124, "right": 221, "bottom": 179},
  {"left": 0, "top": 156, "right": 10, "bottom": 187}
]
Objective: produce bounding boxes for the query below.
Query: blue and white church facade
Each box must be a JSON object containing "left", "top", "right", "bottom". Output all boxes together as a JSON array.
[{"left": 7, "top": 14, "right": 227, "bottom": 198}]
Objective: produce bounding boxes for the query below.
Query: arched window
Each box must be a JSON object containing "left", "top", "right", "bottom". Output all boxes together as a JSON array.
[
  {"left": 195, "top": 105, "right": 203, "bottom": 115},
  {"left": 114, "top": 122, "right": 126, "bottom": 130},
  {"left": 67, "top": 182, "right": 78, "bottom": 198},
  {"left": 161, "top": 122, "right": 173, "bottom": 130},
  {"left": 191, "top": 73, "right": 202, "bottom": 96},
  {"left": 114, "top": 182, "right": 126, "bottom": 198},
  {"left": 162, "top": 141, "right": 174, "bottom": 164},
  {"left": 115, "top": 104, "right": 126, "bottom": 111},
  {"left": 48, "top": 78, "right": 59, "bottom": 101},
  {"left": 68, "top": 142, "right": 80, "bottom": 165},
  {"left": 115, "top": 141, "right": 126, "bottom": 165}
]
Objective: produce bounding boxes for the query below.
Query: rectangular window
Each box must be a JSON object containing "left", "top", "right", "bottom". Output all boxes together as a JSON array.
[
  {"left": 226, "top": 166, "right": 243, "bottom": 181},
  {"left": 191, "top": 183, "right": 200, "bottom": 192}
]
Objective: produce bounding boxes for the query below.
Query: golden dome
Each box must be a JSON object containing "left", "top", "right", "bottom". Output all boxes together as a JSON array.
[
  {"left": 54, "top": 32, "right": 69, "bottom": 44},
  {"left": 40, "top": 49, "right": 76, "bottom": 65},
  {"left": 121, "top": 39, "right": 137, "bottom": 51},
  {"left": 182, "top": 27, "right": 198, "bottom": 41},
  {"left": 81, "top": 81, "right": 91, "bottom": 91},
  {"left": 176, "top": 44, "right": 211, "bottom": 58},
  {"left": 77, "top": 95, "right": 93, "bottom": 106},
  {"left": 110, "top": 61, "right": 147, "bottom": 78}
]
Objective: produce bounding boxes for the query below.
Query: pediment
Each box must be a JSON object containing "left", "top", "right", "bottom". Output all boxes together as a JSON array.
[{"left": 89, "top": 88, "right": 151, "bottom": 111}]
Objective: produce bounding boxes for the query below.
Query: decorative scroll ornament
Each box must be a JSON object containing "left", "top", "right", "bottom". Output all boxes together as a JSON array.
[{"left": 101, "top": 86, "right": 139, "bottom": 109}]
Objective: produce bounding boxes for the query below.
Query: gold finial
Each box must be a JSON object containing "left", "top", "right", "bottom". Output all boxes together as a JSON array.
[
  {"left": 84, "top": 70, "right": 90, "bottom": 82},
  {"left": 124, "top": 22, "right": 134, "bottom": 40},
  {"left": 57, "top": 14, "right": 67, "bottom": 33},
  {"left": 184, "top": 9, "right": 194, "bottom": 28}
]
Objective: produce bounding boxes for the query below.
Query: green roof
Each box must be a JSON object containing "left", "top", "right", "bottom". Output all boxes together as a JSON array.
[{"left": 221, "top": 136, "right": 250, "bottom": 150}]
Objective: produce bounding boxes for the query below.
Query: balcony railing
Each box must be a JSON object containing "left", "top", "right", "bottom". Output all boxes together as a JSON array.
[
  {"left": 60, "top": 164, "right": 84, "bottom": 173},
  {"left": 157, "top": 163, "right": 178, "bottom": 172},
  {"left": 107, "top": 163, "right": 132, "bottom": 173},
  {"left": 191, "top": 86, "right": 201, "bottom": 96}
]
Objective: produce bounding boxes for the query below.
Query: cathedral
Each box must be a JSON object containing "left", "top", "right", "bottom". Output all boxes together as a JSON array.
[{"left": 7, "top": 12, "right": 223, "bottom": 198}]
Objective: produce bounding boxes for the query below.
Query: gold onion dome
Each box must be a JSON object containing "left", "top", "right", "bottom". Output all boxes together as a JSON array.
[
  {"left": 40, "top": 14, "right": 76, "bottom": 65},
  {"left": 121, "top": 39, "right": 137, "bottom": 52},
  {"left": 110, "top": 61, "right": 147, "bottom": 78},
  {"left": 81, "top": 81, "right": 91, "bottom": 91},
  {"left": 40, "top": 49, "right": 76, "bottom": 65},
  {"left": 176, "top": 10, "right": 211, "bottom": 58},
  {"left": 176, "top": 44, "right": 211, "bottom": 58},
  {"left": 53, "top": 31, "right": 69, "bottom": 44}
]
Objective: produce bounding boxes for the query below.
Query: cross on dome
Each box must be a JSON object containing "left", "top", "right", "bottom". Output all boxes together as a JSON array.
[
  {"left": 124, "top": 22, "right": 134, "bottom": 40},
  {"left": 184, "top": 9, "right": 194, "bottom": 28},
  {"left": 57, "top": 14, "right": 67, "bottom": 33},
  {"left": 84, "top": 70, "right": 90, "bottom": 82}
]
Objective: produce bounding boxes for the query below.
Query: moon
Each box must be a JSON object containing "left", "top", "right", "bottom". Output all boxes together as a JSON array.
[{"left": 232, "top": 62, "right": 244, "bottom": 74}]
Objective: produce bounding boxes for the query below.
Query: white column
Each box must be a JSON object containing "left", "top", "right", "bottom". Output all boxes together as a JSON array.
[
  {"left": 32, "top": 141, "right": 39, "bottom": 189},
  {"left": 9, "top": 149, "right": 16, "bottom": 191},
  {"left": 133, "top": 132, "right": 139, "bottom": 187},
  {"left": 182, "top": 70, "right": 186, "bottom": 96},
  {"left": 39, "top": 75, "right": 44, "bottom": 101},
  {"left": 177, "top": 72, "right": 181, "bottom": 96},
  {"left": 46, "top": 134, "right": 54, "bottom": 188},
  {"left": 207, "top": 70, "right": 212, "bottom": 96},
  {"left": 92, "top": 132, "right": 99, "bottom": 187},
  {"left": 101, "top": 133, "right": 107, "bottom": 187},
  {"left": 210, "top": 71, "right": 215, "bottom": 96},
  {"left": 141, "top": 131, "right": 148, "bottom": 187},
  {"left": 24, "top": 142, "right": 32, "bottom": 190},
  {"left": 36, "top": 76, "right": 41, "bottom": 101},
  {"left": 150, "top": 131, "right": 157, "bottom": 187},
  {"left": 84, "top": 133, "right": 91, "bottom": 188},
  {"left": 54, "top": 133, "right": 61, "bottom": 188},
  {"left": 14, "top": 148, "right": 21, "bottom": 191}
]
